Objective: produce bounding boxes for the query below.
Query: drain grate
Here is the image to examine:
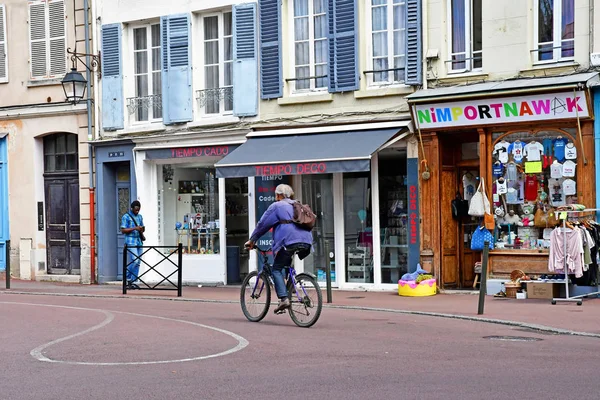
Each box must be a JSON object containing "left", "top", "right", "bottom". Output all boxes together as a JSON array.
[
  {"left": 483, "top": 335, "right": 543, "bottom": 342},
  {"left": 347, "top": 296, "right": 365, "bottom": 299}
]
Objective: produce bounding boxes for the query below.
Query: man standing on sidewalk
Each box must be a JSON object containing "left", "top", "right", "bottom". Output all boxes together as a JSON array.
[{"left": 121, "top": 200, "right": 145, "bottom": 289}]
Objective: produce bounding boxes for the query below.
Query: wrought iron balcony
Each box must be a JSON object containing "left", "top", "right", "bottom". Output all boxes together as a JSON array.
[
  {"left": 196, "top": 87, "right": 233, "bottom": 114},
  {"left": 126, "top": 94, "right": 162, "bottom": 120}
]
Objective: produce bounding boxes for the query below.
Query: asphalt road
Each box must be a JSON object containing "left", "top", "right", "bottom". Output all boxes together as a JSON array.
[{"left": 0, "top": 294, "right": 598, "bottom": 400}]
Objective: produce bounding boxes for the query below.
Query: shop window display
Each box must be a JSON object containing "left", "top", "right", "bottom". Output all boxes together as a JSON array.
[
  {"left": 162, "top": 167, "right": 220, "bottom": 255},
  {"left": 491, "top": 130, "right": 578, "bottom": 251}
]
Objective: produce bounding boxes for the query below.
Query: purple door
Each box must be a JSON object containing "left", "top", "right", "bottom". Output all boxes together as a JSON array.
[{"left": 45, "top": 177, "right": 80, "bottom": 274}]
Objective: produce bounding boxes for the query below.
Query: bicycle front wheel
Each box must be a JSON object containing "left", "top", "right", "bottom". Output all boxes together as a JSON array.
[
  {"left": 240, "top": 271, "right": 271, "bottom": 322},
  {"left": 287, "top": 273, "right": 323, "bottom": 328}
]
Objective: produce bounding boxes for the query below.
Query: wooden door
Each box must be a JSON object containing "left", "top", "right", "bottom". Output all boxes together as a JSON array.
[
  {"left": 45, "top": 176, "right": 80, "bottom": 274},
  {"left": 441, "top": 167, "right": 459, "bottom": 287}
]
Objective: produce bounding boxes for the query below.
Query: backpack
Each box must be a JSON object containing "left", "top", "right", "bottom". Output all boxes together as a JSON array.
[{"left": 282, "top": 200, "right": 317, "bottom": 231}]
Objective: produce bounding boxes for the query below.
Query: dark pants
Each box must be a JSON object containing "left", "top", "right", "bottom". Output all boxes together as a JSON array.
[{"left": 272, "top": 243, "right": 311, "bottom": 299}]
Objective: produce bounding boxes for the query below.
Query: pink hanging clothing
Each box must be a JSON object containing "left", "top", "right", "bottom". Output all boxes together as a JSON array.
[{"left": 548, "top": 227, "right": 584, "bottom": 278}]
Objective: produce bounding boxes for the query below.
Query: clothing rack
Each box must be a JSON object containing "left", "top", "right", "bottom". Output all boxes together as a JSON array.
[{"left": 552, "top": 208, "right": 600, "bottom": 306}]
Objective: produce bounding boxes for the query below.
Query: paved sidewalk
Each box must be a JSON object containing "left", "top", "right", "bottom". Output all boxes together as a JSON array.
[{"left": 2, "top": 278, "right": 599, "bottom": 335}]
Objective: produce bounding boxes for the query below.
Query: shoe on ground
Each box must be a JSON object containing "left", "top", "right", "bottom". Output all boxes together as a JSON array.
[{"left": 274, "top": 298, "right": 290, "bottom": 313}]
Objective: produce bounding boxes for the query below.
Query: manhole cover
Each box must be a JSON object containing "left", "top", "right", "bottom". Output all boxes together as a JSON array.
[
  {"left": 483, "top": 336, "right": 543, "bottom": 342},
  {"left": 347, "top": 296, "right": 365, "bottom": 299}
]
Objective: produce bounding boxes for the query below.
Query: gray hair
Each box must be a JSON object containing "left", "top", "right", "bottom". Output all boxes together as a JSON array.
[{"left": 275, "top": 184, "right": 294, "bottom": 199}]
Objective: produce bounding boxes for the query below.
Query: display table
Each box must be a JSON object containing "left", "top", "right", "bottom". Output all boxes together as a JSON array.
[{"left": 488, "top": 250, "right": 550, "bottom": 277}]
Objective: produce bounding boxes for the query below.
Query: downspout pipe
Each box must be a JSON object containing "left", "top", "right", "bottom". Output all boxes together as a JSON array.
[
  {"left": 594, "top": 87, "right": 600, "bottom": 222},
  {"left": 84, "top": 0, "right": 96, "bottom": 283}
]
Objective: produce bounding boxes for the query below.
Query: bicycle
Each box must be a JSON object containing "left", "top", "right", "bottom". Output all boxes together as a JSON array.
[{"left": 240, "top": 246, "right": 323, "bottom": 328}]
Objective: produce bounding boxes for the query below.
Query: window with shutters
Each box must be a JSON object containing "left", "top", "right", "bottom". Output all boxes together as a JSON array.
[
  {"left": 368, "top": 0, "right": 406, "bottom": 86},
  {"left": 533, "top": 0, "right": 574, "bottom": 63},
  {"left": 29, "top": 0, "right": 67, "bottom": 80},
  {"left": 290, "top": 0, "right": 327, "bottom": 92},
  {"left": 196, "top": 12, "right": 233, "bottom": 115},
  {"left": 0, "top": 5, "right": 7, "bottom": 83},
  {"left": 128, "top": 23, "right": 162, "bottom": 122},
  {"left": 447, "top": 0, "right": 482, "bottom": 73}
]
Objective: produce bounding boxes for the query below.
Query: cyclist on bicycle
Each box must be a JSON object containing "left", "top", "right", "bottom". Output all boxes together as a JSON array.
[{"left": 245, "top": 184, "right": 312, "bottom": 313}]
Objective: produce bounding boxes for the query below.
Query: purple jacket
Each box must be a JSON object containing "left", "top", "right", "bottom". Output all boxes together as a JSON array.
[{"left": 250, "top": 199, "right": 313, "bottom": 255}]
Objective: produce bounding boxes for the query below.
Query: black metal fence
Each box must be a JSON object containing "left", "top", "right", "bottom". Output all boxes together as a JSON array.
[{"left": 122, "top": 243, "right": 183, "bottom": 296}]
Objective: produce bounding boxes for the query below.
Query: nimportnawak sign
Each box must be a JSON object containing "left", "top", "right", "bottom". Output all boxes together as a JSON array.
[{"left": 414, "top": 91, "right": 590, "bottom": 129}]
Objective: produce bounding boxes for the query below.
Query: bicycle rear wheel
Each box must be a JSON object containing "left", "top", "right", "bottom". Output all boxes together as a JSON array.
[
  {"left": 287, "top": 273, "right": 323, "bottom": 328},
  {"left": 240, "top": 271, "right": 271, "bottom": 322}
]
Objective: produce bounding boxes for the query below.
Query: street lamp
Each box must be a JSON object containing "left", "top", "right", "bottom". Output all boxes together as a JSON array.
[
  {"left": 62, "top": 68, "right": 87, "bottom": 104},
  {"left": 61, "top": 47, "right": 101, "bottom": 105}
]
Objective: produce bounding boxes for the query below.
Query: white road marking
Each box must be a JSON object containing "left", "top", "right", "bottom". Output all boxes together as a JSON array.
[{"left": 1, "top": 301, "right": 249, "bottom": 366}]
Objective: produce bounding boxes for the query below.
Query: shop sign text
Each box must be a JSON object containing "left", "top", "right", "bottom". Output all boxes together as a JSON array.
[
  {"left": 414, "top": 91, "right": 590, "bottom": 129},
  {"left": 254, "top": 163, "right": 327, "bottom": 176},
  {"left": 171, "top": 146, "right": 230, "bottom": 158}
]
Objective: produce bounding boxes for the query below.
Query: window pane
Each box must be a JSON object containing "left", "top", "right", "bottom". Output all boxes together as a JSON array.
[
  {"left": 67, "top": 154, "right": 77, "bottom": 170},
  {"left": 135, "top": 75, "right": 148, "bottom": 97},
  {"left": 295, "top": 16, "right": 309, "bottom": 41},
  {"left": 393, "top": 56, "right": 405, "bottom": 81},
  {"left": 152, "top": 48, "right": 161, "bottom": 72},
  {"left": 135, "top": 51, "right": 148, "bottom": 74},
  {"left": 204, "top": 16, "right": 218, "bottom": 40},
  {"left": 224, "top": 37, "right": 233, "bottom": 62},
  {"left": 151, "top": 24, "right": 160, "bottom": 47},
  {"left": 393, "top": 3, "right": 405, "bottom": 30},
  {"left": 372, "top": 0, "right": 386, "bottom": 4},
  {"left": 295, "top": 66, "right": 310, "bottom": 90},
  {"left": 314, "top": 15, "right": 327, "bottom": 39},
  {"left": 44, "top": 137, "right": 56, "bottom": 155},
  {"left": 451, "top": 0, "right": 466, "bottom": 55},
  {"left": 394, "top": 30, "right": 405, "bottom": 56},
  {"left": 561, "top": 39, "right": 574, "bottom": 58},
  {"left": 538, "top": 43, "right": 554, "bottom": 61},
  {"left": 294, "top": 0, "right": 308, "bottom": 17},
  {"left": 205, "top": 41, "right": 219, "bottom": 65},
  {"left": 561, "top": 0, "right": 574, "bottom": 58},
  {"left": 66, "top": 134, "right": 77, "bottom": 153},
  {"left": 315, "top": 64, "right": 327, "bottom": 88},
  {"left": 224, "top": 62, "right": 232, "bottom": 87},
  {"left": 295, "top": 42, "right": 309, "bottom": 65},
  {"left": 134, "top": 28, "right": 147, "bottom": 51},
  {"left": 372, "top": 5, "right": 387, "bottom": 31},
  {"left": 224, "top": 12, "right": 233, "bottom": 36},
  {"left": 152, "top": 71, "right": 162, "bottom": 118},
  {"left": 205, "top": 65, "right": 219, "bottom": 89},
  {"left": 373, "top": 58, "right": 388, "bottom": 82},
  {"left": 314, "top": 39, "right": 327, "bottom": 64},
  {"left": 314, "top": 0, "right": 327, "bottom": 14},
  {"left": 538, "top": 0, "right": 553, "bottom": 43},
  {"left": 45, "top": 155, "right": 56, "bottom": 172},
  {"left": 55, "top": 155, "right": 66, "bottom": 171},
  {"left": 372, "top": 32, "right": 388, "bottom": 57},
  {"left": 56, "top": 134, "right": 66, "bottom": 153},
  {"left": 472, "top": 0, "right": 482, "bottom": 53}
]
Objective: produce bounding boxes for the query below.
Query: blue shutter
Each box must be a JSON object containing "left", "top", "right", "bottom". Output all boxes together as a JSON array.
[
  {"left": 259, "top": 0, "right": 282, "bottom": 99},
  {"left": 161, "top": 14, "right": 193, "bottom": 125},
  {"left": 233, "top": 3, "right": 258, "bottom": 116},
  {"left": 101, "top": 24, "right": 124, "bottom": 131},
  {"left": 405, "top": 0, "right": 422, "bottom": 85},
  {"left": 328, "top": 0, "right": 358, "bottom": 93}
]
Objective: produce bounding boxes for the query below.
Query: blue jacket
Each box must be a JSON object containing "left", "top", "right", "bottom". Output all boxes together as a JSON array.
[{"left": 250, "top": 199, "right": 313, "bottom": 255}]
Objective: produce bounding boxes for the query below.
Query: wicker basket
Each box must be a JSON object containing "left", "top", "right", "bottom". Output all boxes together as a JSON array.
[{"left": 504, "top": 282, "right": 522, "bottom": 298}]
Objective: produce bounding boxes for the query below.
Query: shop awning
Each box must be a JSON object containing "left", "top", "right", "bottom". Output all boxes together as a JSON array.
[
  {"left": 406, "top": 72, "right": 599, "bottom": 103},
  {"left": 215, "top": 126, "right": 410, "bottom": 178}
]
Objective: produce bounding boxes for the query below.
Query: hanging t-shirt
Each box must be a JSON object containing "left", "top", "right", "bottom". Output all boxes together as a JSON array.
[
  {"left": 548, "top": 178, "right": 565, "bottom": 206},
  {"left": 492, "top": 163, "right": 504, "bottom": 178},
  {"left": 562, "top": 160, "right": 576, "bottom": 177},
  {"left": 462, "top": 174, "right": 478, "bottom": 201},
  {"left": 562, "top": 179, "right": 577, "bottom": 196},
  {"left": 524, "top": 141, "right": 544, "bottom": 161},
  {"left": 542, "top": 138, "right": 553, "bottom": 155},
  {"left": 550, "top": 162, "right": 563, "bottom": 179},
  {"left": 524, "top": 175, "right": 538, "bottom": 201},
  {"left": 494, "top": 141, "right": 510, "bottom": 163},
  {"left": 496, "top": 179, "right": 508, "bottom": 195},
  {"left": 565, "top": 143, "right": 577, "bottom": 160},
  {"left": 508, "top": 141, "right": 525, "bottom": 163},
  {"left": 553, "top": 137, "right": 569, "bottom": 161},
  {"left": 506, "top": 188, "right": 519, "bottom": 204},
  {"left": 505, "top": 163, "right": 518, "bottom": 181}
]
